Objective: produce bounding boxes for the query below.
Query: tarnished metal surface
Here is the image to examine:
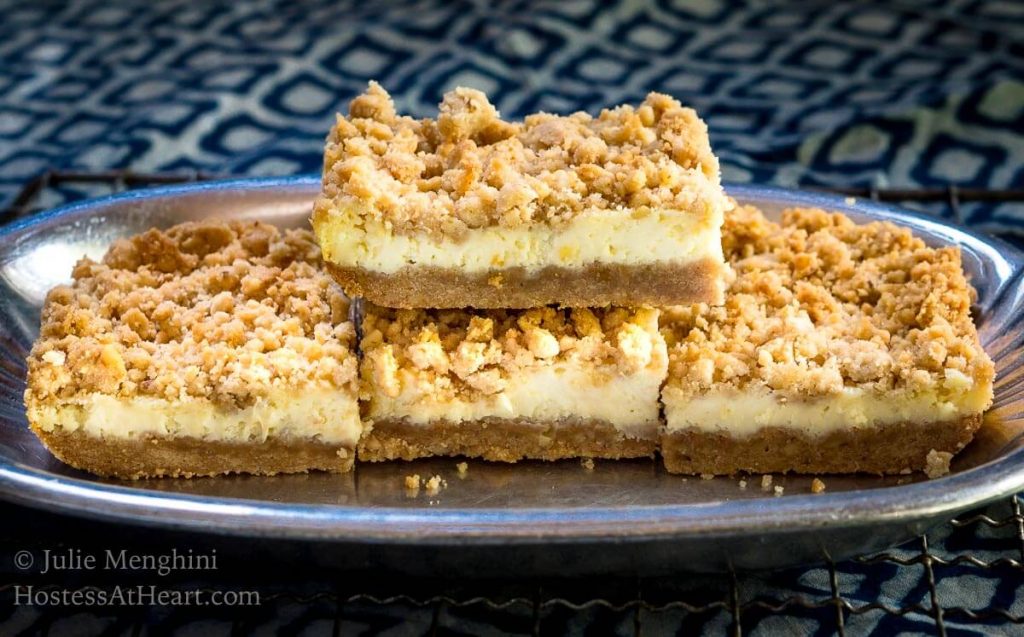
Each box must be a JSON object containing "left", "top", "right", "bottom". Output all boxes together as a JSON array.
[{"left": 0, "top": 177, "right": 1021, "bottom": 573}]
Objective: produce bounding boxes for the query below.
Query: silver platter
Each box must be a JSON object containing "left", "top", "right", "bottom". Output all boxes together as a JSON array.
[{"left": 1, "top": 177, "right": 1022, "bottom": 575}]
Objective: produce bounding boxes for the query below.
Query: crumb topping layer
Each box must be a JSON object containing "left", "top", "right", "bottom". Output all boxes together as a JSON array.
[
  {"left": 362, "top": 305, "right": 662, "bottom": 401},
  {"left": 317, "top": 82, "right": 722, "bottom": 239},
  {"left": 26, "top": 221, "right": 358, "bottom": 408},
  {"left": 663, "top": 205, "right": 994, "bottom": 399}
]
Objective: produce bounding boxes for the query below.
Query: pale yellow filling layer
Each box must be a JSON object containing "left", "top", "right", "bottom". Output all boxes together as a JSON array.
[
  {"left": 662, "top": 371, "right": 993, "bottom": 437},
  {"left": 29, "top": 389, "right": 363, "bottom": 447},
  {"left": 367, "top": 364, "right": 667, "bottom": 440},
  {"left": 314, "top": 202, "right": 724, "bottom": 274}
]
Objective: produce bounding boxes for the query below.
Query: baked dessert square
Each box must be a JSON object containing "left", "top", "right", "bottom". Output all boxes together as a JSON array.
[
  {"left": 358, "top": 305, "right": 667, "bottom": 461},
  {"left": 24, "top": 221, "right": 362, "bottom": 479},
  {"left": 660, "top": 204, "right": 994, "bottom": 476},
  {"left": 313, "top": 82, "right": 727, "bottom": 308}
]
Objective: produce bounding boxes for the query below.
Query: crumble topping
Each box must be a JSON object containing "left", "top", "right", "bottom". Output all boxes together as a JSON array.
[
  {"left": 663, "top": 204, "right": 994, "bottom": 399},
  {"left": 26, "top": 221, "right": 358, "bottom": 408},
  {"left": 317, "top": 82, "right": 722, "bottom": 239},
  {"left": 811, "top": 478, "right": 826, "bottom": 494},
  {"left": 924, "top": 449, "right": 953, "bottom": 478},
  {"left": 425, "top": 474, "right": 447, "bottom": 495},
  {"left": 361, "top": 305, "right": 663, "bottom": 401}
]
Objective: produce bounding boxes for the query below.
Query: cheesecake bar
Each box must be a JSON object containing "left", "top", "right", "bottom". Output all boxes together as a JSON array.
[
  {"left": 313, "top": 82, "right": 727, "bottom": 308},
  {"left": 660, "top": 205, "right": 994, "bottom": 475},
  {"left": 358, "top": 305, "right": 667, "bottom": 461},
  {"left": 24, "top": 221, "right": 362, "bottom": 479}
]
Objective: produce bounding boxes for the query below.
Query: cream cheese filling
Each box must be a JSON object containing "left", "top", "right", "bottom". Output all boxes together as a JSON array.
[
  {"left": 367, "top": 364, "right": 666, "bottom": 439},
  {"left": 29, "top": 389, "right": 363, "bottom": 447},
  {"left": 662, "top": 374, "right": 993, "bottom": 438},
  {"left": 314, "top": 202, "right": 724, "bottom": 275}
]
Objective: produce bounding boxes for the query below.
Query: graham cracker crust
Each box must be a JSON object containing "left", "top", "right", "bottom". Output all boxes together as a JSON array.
[
  {"left": 327, "top": 258, "right": 723, "bottom": 309},
  {"left": 33, "top": 428, "right": 354, "bottom": 480},
  {"left": 358, "top": 417, "right": 657, "bottom": 462},
  {"left": 660, "top": 414, "right": 983, "bottom": 475}
]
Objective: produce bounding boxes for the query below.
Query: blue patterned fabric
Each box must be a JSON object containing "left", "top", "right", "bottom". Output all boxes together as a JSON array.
[
  {"left": 1, "top": 0, "right": 1022, "bottom": 231},
  {"left": 1, "top": 1, "right": 1023, "bottom": 634}
]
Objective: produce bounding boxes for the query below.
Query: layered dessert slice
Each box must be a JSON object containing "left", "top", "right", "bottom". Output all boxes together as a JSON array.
[
  {"left": 358, "top": 305, "right": 667, "bottom": 461},
  {"left": 313, "top": 82, "right": 727, "bottom": 308},
  {"left": 660, "top": 205, "right": 994, "bottom": 475},
  {"left": 24, "top": 221, "right": 362, "bottom": 479}
]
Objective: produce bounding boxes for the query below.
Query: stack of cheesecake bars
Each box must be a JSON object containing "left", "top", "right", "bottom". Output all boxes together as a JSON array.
[{"left": 25, "top": 84, "right": 994, "bottom": 481}]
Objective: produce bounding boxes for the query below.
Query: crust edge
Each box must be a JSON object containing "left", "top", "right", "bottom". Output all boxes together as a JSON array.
[
  {"left": 327, "top": 259, "right": 724, "bottom": 308},
  {"left": 358, "top": 416, "right": 657, "bottom": 462},
  {"left": 660, "top": 414, "right": 983, "bottom": 475},
  {"left": 31, "top": 427, "right": 355, "bottom": 480}
]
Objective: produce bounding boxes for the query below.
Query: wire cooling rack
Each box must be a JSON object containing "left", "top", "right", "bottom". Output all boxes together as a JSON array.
[{"left": 1, "top": 170, "right": 1023, "bottom": 636}]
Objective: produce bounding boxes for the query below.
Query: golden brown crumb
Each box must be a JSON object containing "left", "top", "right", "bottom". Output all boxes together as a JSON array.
[
  {"left": 663, "top": 204, "right": 994, "bottom": 400},
  {"left": 924, "top": 449, "right": 954, "bottom": 478},
  {"left": 425, "top": 474, "right": 446, "bottom": 494},
  {"left": 487, "top": 274, "right": 504, "bottom": 289},
  {"left": 456, "top": 461, "right": 469, "bottom": 476},
  {"left": 773, "top": 485, "right": 784, "bottom": 497},
  {"left": 361, "top": 305, "right": 663, "bottom": 401},
  {"left": 581, "top": 458, "right": 595, "bottom": 471},
  {"left": 761, "top": 474, "right": 773, "bottom": 491},
  {"left": 315, "top": 82, "right": 722, "bottom": 239},
  {"left": 699, "top": 473, "right": 714, "bottom": 480},
  {"left": 811, "top": 478, "right": 826, "bottom": 494},
  {"left": 404, "top": 474, "right": 421, "bottom": 490},
  {"left": 25, "top": 221, "right": 358, "bottom": 409}
]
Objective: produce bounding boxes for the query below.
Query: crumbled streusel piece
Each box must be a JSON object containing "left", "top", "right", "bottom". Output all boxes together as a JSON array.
[
  {"left": 362, "top": 305, "right": 662, "bottom": 401},
  {"left": 316, "top": 82, "right": 720, "bottom": 239},
  {"left": 811, "top": 478, "right": 827, "bottom": 494},
  {"left": 773, "top": 485, "right": 784, "bottom": 497},
  {"left": 761, "top": 474, "right": 773, "bottom": 491},
  {"left": 425, "top": 475, "right": 446, "bottom": 495},
  {"left": 924, "top": 450, "right": 954, "bottom": 479},
  {"left": 25, "top": 221, "right": 358, "bottom": 408},
  {"left": 663, "top": 204, "right": 994, "bottom": 399},
  {"left": 405, "top": 474, "right": 421, "bottom": 490}
]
